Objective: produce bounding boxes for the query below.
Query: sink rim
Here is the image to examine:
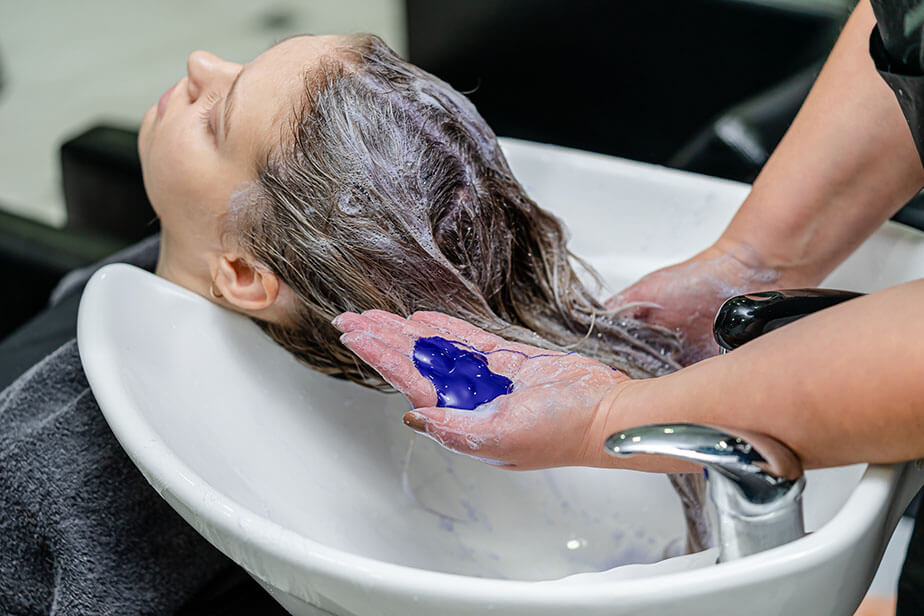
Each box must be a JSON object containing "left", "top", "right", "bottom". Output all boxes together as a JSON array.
[{"left": 77, "top": 262, "right": 903, "bottom": 606}]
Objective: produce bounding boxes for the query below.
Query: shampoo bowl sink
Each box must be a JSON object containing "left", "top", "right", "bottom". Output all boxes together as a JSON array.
[{"left": 78, "top": 139, "right": 924, "bottom": 615}]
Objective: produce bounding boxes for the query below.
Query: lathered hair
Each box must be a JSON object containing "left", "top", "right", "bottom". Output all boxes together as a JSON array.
[{"left": 225, "top": 34, "right": 683, "bottom": 387}]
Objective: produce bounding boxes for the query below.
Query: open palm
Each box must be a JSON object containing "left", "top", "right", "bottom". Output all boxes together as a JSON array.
[{"left": 333, "top": 309, "right": 629, "bottom": 469}]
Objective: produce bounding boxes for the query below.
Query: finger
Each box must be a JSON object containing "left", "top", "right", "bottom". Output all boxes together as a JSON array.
[
  {"left": 331, "top": 311, "right": 363, "bottom": 332},
  {"left": 345, "top": 311, "right": 504, "bottom": 365},
  {"left": 605, "top": 269, "right": 668, "bottom": 314},
  {"left": 603, "top": 290, "right": 662, "bottom": 317},
  {"left": 335, "top": 310, "right": 419, "bottom": 335},
  {"left": 602, "top": 295, "right": 622, "bottom": 312},
  {"left": 604, "top": 301, "right": 641, "bottom": 318},
  {"left": 366, "top": 309, "right": 455, "bottom": 343},
  {"left": 340, "top": 332, "right": 437, "bottom": 406},
  {"left": 360, "top": 309, "right": 409, "bottom": 326},
  {"left": 403, "top": 407, "right": 504, "bottom": 458},
  {"left": 335, "top": 312, "right": 417, "bottom": 355}
]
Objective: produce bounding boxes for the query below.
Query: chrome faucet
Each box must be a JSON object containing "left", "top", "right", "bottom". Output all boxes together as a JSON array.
[
  {"left": 606, "top": 423, "right": 805, "bottom": 561},
  {"left": 602, "top": 288, "right": 867, "bottom": 560},
  {"left": 604, "top": 288, "right": 866, "bottom": 561}
]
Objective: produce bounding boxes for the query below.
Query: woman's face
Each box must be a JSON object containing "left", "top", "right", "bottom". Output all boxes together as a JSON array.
[{"left": 138, "top": 35, "right": 342, "bottom": 291}]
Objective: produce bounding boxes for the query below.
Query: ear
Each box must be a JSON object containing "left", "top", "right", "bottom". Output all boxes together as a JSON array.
[{"left": 213, "top": 255, "right": 282, "bottom": 312}]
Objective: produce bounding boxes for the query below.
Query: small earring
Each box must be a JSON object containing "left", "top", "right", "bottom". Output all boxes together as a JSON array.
[{"left": 209, "top": 281, "right": 223, "bottom": 299}]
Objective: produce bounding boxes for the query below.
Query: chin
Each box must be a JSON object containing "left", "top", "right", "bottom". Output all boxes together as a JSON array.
[
  {"left": 138, "top": 110, "right": 150, "bottom": 139},
  {"left": 137, "top": 121, "right": 158, "bottom": 214},
  {"left": 138, "top": 106, "right": 157, "bottom": 153}
]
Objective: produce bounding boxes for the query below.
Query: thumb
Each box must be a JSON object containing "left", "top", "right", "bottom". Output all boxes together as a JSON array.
[{"left": 403, "top": 407, "right": 498, "bottom": 457}]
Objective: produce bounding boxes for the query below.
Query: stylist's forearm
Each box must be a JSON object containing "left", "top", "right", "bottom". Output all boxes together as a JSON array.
[
  {"left": 590, "top": 279, "right": 924, "bottom": 469},
  {"left": 718, "top": 0, "right": 924, "bottom": 285}
]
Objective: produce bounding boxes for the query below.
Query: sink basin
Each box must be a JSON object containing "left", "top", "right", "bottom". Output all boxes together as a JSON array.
[{"left": 78, "top": 138, "right": 924, "bottom": 615}]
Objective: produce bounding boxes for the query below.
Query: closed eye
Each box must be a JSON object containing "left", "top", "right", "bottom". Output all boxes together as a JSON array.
[{"left": 199, "top": 91, "right": 221, "bottom": 140}]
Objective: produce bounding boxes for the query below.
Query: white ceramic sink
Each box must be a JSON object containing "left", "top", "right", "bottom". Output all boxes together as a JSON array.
[{"left": 78, "top": 138, "right": 924, "bottom": 615}]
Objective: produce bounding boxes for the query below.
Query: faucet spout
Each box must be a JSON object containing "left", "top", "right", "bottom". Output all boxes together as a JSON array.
[{"left": 605, "top": 423, "right": 805, "bottom": 562}]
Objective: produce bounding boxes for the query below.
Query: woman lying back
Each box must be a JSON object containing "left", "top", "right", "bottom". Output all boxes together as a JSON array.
[{"left": 139, "top": 33, "right": 683, "bottom": 385}]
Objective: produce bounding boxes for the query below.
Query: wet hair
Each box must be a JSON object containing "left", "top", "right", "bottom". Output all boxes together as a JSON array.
[{"left": 225, "top": 34, "right": 682, "bottom": 387}]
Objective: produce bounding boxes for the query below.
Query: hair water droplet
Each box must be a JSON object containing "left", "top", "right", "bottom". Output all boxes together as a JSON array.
[{"left": 412, "top": 336, "right": 513, "bottom": 409}]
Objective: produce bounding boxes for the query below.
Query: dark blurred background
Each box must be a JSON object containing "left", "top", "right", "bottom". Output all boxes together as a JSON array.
[{"left": 407, "top": 0, "right": 843, "bottom": 170}]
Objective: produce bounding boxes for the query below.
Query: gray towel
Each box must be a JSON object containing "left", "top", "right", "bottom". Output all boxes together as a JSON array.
[
  {"left": 0, "top": 341, "right": 230, "bottom": 615},
  {"left": 0, "top": 236, "right": 249, "bottom": 615}
]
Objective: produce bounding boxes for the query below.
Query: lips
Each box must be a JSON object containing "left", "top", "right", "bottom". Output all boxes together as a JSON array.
[{"left": 157, "top": 83, "right": 177, "bottom": 119}]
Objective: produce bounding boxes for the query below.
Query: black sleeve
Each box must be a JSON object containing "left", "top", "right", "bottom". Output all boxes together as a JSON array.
[
  {"left": 869, "top": 0, "right": 924, "bottom": 165},
  {"left": 870, "top": 0, "right": 924, "bottom": 73},
  {"left": 871, "top": 24, "right": 924, "bottom": 165}
]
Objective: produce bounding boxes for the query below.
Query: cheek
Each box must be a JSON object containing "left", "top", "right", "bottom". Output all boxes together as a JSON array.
[
  {"left": 140, "top": 108, "right": 255, "bottom": 248},
  {"left": 145, "top": 126, "right": 214, "bottom": 210}
]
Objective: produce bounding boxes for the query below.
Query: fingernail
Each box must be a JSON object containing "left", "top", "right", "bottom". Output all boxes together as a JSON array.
[
  {"left": 331, "top": 313, "right": 348, "bottom": 331},
  {"left": 403, "top": 411, "right": 427, "bottom": 433}
]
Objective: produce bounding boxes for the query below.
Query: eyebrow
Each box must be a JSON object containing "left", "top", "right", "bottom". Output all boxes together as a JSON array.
[{"left": 222, "top": 66, "right": 245, "bottom": 141}]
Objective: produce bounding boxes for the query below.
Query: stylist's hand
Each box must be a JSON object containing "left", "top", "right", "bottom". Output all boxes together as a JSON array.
[
  {"left": 607, "top": 242, "right": 787, "bottom": 364},
  {"left": 333, "top": 309, "right": 629, "bottom": 470}
]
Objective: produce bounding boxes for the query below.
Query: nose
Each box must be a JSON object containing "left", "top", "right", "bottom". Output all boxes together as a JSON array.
[{"left": 186, "top": 50, "right": 239, "bottom": 102}]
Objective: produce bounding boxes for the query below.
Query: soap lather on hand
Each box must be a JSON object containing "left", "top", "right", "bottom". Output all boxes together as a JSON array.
[{"left": 332, "top": 309, "right": 658, "bottom": 472}]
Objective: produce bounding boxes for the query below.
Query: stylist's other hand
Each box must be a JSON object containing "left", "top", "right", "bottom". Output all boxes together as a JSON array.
[
  {"left": 332, "top": 310, "right": 629, "bottom": 470},
  {"left": 606, "top": 243, "right": 784, "bottom": 364}
]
